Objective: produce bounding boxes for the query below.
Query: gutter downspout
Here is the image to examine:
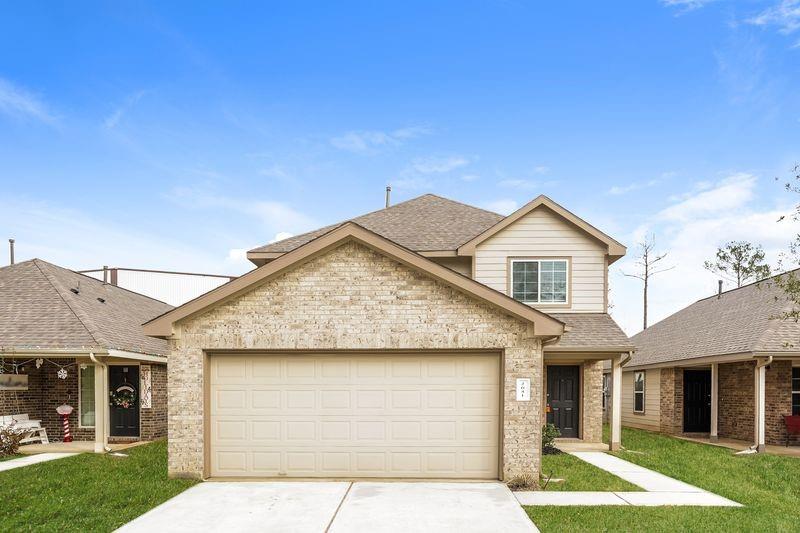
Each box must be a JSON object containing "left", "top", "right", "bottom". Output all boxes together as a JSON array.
[{"left": 89, "top": 352, "right": 111, "bottom": 453}]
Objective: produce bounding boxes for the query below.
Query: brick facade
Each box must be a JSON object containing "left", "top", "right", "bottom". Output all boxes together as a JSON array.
[
  {"left": 653, "top": 361, "right": 797, "bottom": 446},
  {"left": 1, "top": 358, "right": 167, "bottom": 442},
  {"left": 167, "top": 241, "right": 545, "bottom": 480},
  {"left": 582, "top": 361, "right": 603, "bottom": 443}
]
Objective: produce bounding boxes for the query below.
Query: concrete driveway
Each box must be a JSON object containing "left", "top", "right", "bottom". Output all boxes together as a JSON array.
[{"left": 117, "top": 481, "right": 537, "bottom": 533}]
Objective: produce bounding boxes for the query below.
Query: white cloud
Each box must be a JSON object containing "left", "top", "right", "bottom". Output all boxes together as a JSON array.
[
  {"left": 169, "top": 186, "right": 316, "bottom": 233},
  {"left": 269, "top": 231, "right": 294, "bottom": 243},
  {"left": 498, "top": 179, "right": 538, "bottom": 191},
  {"left": 532, "top": 166, "right": 550, "bottom": 175},
  {"left": 391, "top": 177, "right": 434, "bottom": 191},
  {"left": 330, "top": 125, "right": 431, "bottom": 153},
  {"left": 661, "top": 0, "right": 716, "bottom": 11},
  {"left": 747, "top": 0, "right": 800, "bottom": 34},
  {"left": 461, "top": 174, "right": 480, "bottom": 182},
  {"left": 0, "top": 77, "right": 57, "bottom": 124},
  {"left": 410, "top": 155, "right": 470, "bottom": 174},
  {"left": 483, "top": 199, "right": 519, "bottom": 215},
  {"left": 658, "top": 173, "right": 755, "bottom": 221},
  {"left": 611, "top": 173, "right": 799, "bottom": 335},
  {"left": 104, "top": 90, "right": 147, "bottom": 129},
  {"left": 607, "top": 179, "right": 660, "bottom": 196}
]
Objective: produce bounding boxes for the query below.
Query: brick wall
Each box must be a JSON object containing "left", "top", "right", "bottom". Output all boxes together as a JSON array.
[
  {"left": 765, "top": 360, "right": 796, "bottom": 445},
  {"left": 140, "top": 363, "right": 168, "bottom": 440},
  {"left": 659, "top": 367, "right": 683, "bottom": 434},
  {"left": 582, "top": 361, "right": 603, "bottom": 442},
  {"left": 718, "top": 361, "right": 755, "bottom": 442},
  {"left": 168, "top": 241, "right": 544, "bottom": 480}
]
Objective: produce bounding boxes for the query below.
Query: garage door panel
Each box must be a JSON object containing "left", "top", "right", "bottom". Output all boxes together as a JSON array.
[{"left": 210, "top": 353, "right": 499, "bottom": 478}]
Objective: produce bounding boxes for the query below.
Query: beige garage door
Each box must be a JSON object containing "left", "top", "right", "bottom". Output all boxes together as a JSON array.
[{"left": 209, "top": 353, "right": 500, "bottom": 479}]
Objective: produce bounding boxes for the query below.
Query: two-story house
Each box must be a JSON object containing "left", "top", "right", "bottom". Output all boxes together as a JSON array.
[{"left": 144, "top": 194, "right": 633, "bottom": 482}]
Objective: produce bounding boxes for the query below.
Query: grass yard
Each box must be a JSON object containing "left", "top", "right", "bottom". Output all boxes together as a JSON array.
[
  {"left": 0, "top": 440, "right": 197, "bottom": 532},
  {"left": 540, "top": 451, "right": 639, "bottom": 492},
  {"left": 0, "top": 454, "right": 23, "bottom": 462},
  {"left": 527, "top": 427, "right": 800, "bottom": 532}
]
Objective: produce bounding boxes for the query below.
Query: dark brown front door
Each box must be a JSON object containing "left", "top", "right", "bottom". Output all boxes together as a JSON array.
[
  {"left": 109, "top": 365, "right": 140, "bottom": 437},
  {"left": 683, "top": 369, "right": 711, "bottom": 433},
  {"left": 547, "top": 365, "right": 580, "bottom": 438}
]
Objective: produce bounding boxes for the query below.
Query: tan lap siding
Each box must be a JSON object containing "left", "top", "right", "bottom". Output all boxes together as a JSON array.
[
  {"left": 621, "top": 369, "right": 661, "bottom": 431},
  {"left": 473, "top": 207, "right": 607, "bottom": 312}
]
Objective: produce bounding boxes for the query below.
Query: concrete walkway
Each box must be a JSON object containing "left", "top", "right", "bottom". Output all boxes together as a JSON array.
[
  {"left": 118, "top": 481, "right": 538, "bottom": 533},
  {"left": 0, "top": 452, "right": 78, "bottom": 473},
  {"left": 515, "top": 451, "right": 741, "bottom": 507}
]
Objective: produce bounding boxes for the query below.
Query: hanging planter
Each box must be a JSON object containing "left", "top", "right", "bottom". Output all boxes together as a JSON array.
[{"left": 109, "top": 388, "right": 137, "bottom": 409}]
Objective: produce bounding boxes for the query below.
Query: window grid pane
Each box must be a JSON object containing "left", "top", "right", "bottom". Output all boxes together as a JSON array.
[
  {"left": 80, "top": 366, "right": 96, "bottom": 427},
  {"left": 512, "top": 261, "right": 539, "bottom": 302}
]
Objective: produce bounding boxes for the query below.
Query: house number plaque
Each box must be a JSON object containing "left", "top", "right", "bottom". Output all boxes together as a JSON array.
[{"left": 516, "top": 378, "right": 531, "bottom": 401}]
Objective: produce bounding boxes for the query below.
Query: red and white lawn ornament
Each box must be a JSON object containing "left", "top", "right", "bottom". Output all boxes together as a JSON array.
[{"left": 56, "top": 404, "right": 74, "bottom": 443}]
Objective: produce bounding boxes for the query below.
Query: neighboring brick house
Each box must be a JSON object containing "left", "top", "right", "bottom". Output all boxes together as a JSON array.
[
  {"left": 145, "top": 194, "right": 634, "bottom": 481},
  {"left": 620, "top": 275, "right": 800, "bottom": 450},
  {"left": 0, "top": 259, "right": 171, "bottom": 450}
]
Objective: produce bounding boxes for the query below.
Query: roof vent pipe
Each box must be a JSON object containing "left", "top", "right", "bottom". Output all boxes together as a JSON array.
[
  {"left": 717, "top": 279, "right": 723, "bottom": 299},
  {"left": 385, "top": 186, "right": 391, "bottom": 208},
  {"left": 8, "top": 238, "right": 14, "bottom": 265}
]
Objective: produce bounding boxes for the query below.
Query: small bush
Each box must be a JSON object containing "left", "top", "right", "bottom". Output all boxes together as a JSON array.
[
  {"left": 506, "top": 473, "right": 538, "bottom": 491},
  {"left": 0, "top": 424, "right": 24, "bottom": 457},
  {"left": 542, "top": 423, "right": 561, "bottom": 454}
]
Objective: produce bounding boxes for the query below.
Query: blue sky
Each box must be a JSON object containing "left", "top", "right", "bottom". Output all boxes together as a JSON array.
[{"left": 1, "top": 0, "right": 799, "bottom": 334}]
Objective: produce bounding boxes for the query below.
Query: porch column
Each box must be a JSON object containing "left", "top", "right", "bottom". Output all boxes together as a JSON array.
[
  {"left": 710, "top": 363, "right": 718, "bottom": 442},
  {"left": 754, "top": 362, "right": 767, "bottom": 453},
  {"left": 610, "top": 355, "right": 622, "bottom": 451},
  {"left": 93, "top": 360, "right": 108, "bottom": 453}
]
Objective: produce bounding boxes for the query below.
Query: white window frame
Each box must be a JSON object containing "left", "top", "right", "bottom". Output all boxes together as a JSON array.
[
  {"left": 792, "top": 366, "right": 800, "bottom": 416},
  {"left": 633, "top": 371, "right": 646, "bottom": 414},
  {"left": 78, "top": 364, "right": 96, "bottom": 428},
  {"left": 510, "top": 258, "right": 570, "bottom": 305}
]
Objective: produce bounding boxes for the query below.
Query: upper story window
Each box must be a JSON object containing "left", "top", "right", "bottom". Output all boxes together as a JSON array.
[{"left": 511, "top": 259, "right": 568, "bottom": 304}]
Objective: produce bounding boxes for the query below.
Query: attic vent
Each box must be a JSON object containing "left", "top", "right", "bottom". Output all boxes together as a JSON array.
[
  {"left": 97, "top": 297, "right": 106, "bottom": 303},
  {"left": 70, "top": 287, "right": 79, "bottom": 295}
]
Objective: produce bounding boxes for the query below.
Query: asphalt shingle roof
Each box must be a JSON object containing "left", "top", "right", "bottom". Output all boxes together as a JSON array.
[
  {"left": 629, "top": 274, "right": 800, "bottom": 367},
  {"left": 0, "top": 259, "right": 172, "bottom": 356},
  {"left": 548, "top": 313, "right": 633, "bottom": 350},
  {"left": 250, "top": 194, "right": 504, "bottom": 254}
]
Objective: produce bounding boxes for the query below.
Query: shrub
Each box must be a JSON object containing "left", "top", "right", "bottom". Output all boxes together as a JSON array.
[
  {"left": 506, "top": 473, "right": 538, "bottom": 491},
  {"left": 0, "top": 423, "right": 24, "bottom": 457},
  {"left": 542, "top": 423, "right": 561, "bottom": 454}
]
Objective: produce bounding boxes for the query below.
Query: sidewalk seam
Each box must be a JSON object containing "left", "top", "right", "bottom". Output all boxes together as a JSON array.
[{"left": 324, "top": 481, "right": 353, "bottom": 533}]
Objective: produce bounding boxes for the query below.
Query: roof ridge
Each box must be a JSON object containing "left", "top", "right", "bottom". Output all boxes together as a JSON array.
[
  {"left": 32, "top": 259, "right": 103, "bottom": 348},
  {"left": 421, "top": 193, "right": 503, "bottom": 217},
  {"left": 695, "top": 268, "right": 800, "bottom": 303}
]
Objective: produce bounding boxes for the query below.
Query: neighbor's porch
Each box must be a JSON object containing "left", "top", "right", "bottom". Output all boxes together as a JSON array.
[
  {"left": 0, "top": 351, "right": 166, "bottom": 454},
  {"left": 658, "top": 357, "right": 800, "bottom": 451}
]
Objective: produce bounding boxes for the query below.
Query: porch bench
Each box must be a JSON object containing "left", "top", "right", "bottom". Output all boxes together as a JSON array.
[
  {"left": 784, "top": 415, "right": 800, "bottom": 447},
  {"left": 0, "top": 414, "right": 49, "bottom": 445}
]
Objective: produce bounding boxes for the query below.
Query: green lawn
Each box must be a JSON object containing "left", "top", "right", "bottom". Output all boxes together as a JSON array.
[
  {"left": 541, "top": 451, "right": 639, "bottom": 492},
  {"left": 0, "top": 440, "right": 197, "bottom": 532},
  {"left": 0, "top": 454, "right": 23, "bottom": 462},
  {"left": 527, "top": 427, "right": 800, "bottom": 532}
]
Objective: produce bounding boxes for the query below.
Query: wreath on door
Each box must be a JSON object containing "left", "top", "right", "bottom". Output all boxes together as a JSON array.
[{"left": 110, "top": 384, "right": 137, "bottom": 409}]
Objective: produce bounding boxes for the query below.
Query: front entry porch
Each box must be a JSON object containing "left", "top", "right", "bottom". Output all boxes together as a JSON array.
[{"left": 543, "top": 351, "right": 627, "bottom": 451}]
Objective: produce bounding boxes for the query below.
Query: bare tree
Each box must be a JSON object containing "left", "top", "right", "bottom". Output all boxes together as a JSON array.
[{"left": 622, "top": 235, "right": 674, "bottom": 330}]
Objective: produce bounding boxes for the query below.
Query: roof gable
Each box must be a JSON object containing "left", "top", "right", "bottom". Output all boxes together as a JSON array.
[
  {"left": 147, "top": 222, "right": 565, "bottom": 338},
  {"left": 457, "top": 195, "right": 626, "bottom": 262}
]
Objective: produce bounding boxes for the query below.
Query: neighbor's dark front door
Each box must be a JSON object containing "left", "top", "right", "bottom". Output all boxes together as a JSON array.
[
  {"left": 109, "top": 365, "right": 140, "bottom": 437},
  {"left": 547, "top": 365, "right": 580, "bottom": 438},
  {"left": 683, "top": 369, "right": 711, "bottom": 433}
]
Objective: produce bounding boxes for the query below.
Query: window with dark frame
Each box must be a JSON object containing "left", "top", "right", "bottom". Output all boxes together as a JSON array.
[
  {"left": 633, "top": 371, "right": 645, "bottom": 413},
  {"left": 602, "top": 374, "right": 609, "bottom": 409},
  {"left": 793, "top": 367, "right": 799, "bottom": 416},
  {"left": 511, "top": 259, "right": 568, "bottom": 304}
]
